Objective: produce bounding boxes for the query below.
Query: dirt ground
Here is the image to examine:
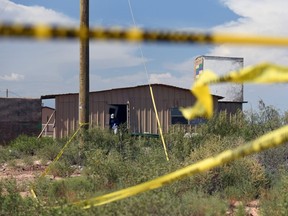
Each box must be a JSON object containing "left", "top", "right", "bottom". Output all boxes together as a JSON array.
[
  {"left": 0, "top": 160, "right": 46, "bottom": 197},
  {"left": 0, "top": 160, "right": 260, "bottom": 215}
]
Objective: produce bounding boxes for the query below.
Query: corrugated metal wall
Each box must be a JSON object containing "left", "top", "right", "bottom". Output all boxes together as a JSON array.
[
  {"left": 54, "top": 84, "right": 219, "bottom": 138},
  {"left": 218, "top": 102, "right": 243, "bottom": 114}
]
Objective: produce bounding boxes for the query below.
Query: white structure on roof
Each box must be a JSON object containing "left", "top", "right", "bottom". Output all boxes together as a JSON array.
[{"left": 194, "top": 55, "right": 244, "bottom": 102}]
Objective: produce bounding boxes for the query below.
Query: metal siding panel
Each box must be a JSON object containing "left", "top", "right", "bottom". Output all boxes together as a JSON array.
[
  {"left": 72, "top": 95, "right": 78, "bottom": 134},
  {"left": 53, "top": 84, "right": 202, "bottom": 137},
  {"left": 131, "top": 98, "right": 137, "bottom": 133},
  {"left": 58, "top": 97, "right": 65, "bottom": 138}
]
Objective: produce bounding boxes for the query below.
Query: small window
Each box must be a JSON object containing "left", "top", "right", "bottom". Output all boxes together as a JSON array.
[
  {"left": 170, "top": 108, "right": 188, "bottom": 125},
  {"left": 171, "top": 107, "right": 207, "bottom": 125}
]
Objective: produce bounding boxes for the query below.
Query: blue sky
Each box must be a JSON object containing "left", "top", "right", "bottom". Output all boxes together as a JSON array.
[{"left": 1, "top": 0, "right": 288, "bottom": 112}]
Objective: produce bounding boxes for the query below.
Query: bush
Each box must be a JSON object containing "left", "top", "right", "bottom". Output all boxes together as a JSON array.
[
  {"left": 185, "top": 136, "right": 269, "bottom": 200},
  {"left": 1, "top": 104, "right": 288, "bottom": 215},
  {"left": 37, "top": 140, "right": 62, "bottom": 161},
  {"left": 0, "top": 179, "right": 43, "bottom": 216},
  {"left": 8, "top": 135, "right": 55, "bottom": 158},
  {"left": 260, "top": 171, "right": 288, "bottom": 216},
  {"left": 0, "top": 146, "right": 11, "bottom": 163},
  {"left": 49, "top": 160, "right": 76, "bottom": 178},
  {"left": 205, "top": 111, "right": 244, "bottom": 137},
  {"left": 257, "top": 142, "right": 288, "bottom": 180}
]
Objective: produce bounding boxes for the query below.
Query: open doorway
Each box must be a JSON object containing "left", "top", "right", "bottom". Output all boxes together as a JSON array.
[{"left": 109, "top": 104, "right": 127, "bottom": 126}]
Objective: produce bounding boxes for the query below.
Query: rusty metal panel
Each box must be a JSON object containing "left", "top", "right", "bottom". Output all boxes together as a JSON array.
[{"left": 0, "top": 98, "right": 41, "bottom": 145}]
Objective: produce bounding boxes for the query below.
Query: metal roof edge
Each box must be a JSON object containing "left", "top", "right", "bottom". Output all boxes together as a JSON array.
[
  {"left": 218, "top": 100, "right": 248, "bottom": 104},
  {"left": 41, "top": 83, "right": 222, "bottom": 99},
  {"left": 195, "top": 55, "right": 244, "bottom": 61},
  {"left": 42, "top": 106, "right": 55, "bottom": 110}
]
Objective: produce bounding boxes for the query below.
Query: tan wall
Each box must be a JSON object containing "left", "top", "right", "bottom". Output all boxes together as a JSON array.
[
  {"left": 42, "top": 107, "right": 55, "bottom": 123},
  {"left": 41, "top": 107, "right": 55, "bottom": 137},
  {"left": 218, "top": 102, "right": 242, "bottom": 114},
  {"left": 53, "top": 85, "right": 219, "bottom": 138}
]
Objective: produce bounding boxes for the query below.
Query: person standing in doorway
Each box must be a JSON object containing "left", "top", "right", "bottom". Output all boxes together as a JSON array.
[{"left": 109, "top": 113, "right": 118, "bottom": 134}]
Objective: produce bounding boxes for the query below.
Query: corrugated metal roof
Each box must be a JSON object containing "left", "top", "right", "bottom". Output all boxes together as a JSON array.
[{"left": 41, "top": 83, "right": 224, "bottom": 99}]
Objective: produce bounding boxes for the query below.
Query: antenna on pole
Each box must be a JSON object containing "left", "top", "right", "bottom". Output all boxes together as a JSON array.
[{"left": 6, "top": 89, "right": 8, "bottom": 98}]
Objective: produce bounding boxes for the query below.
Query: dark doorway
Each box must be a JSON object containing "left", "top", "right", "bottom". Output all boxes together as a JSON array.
[{"left": 109, "top": 104, "right": 127, "bottom": 126}]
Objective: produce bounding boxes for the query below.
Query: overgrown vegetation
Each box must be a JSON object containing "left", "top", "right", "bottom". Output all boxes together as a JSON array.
[{"left": 1, "top": 102, "right": 288, "bottom": 215}]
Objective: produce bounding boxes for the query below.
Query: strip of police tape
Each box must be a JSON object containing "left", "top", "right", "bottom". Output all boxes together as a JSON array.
[
  {"left": 6, "top": 21, "right": 287, "bottom": 208},
  {"left": 149, "top": 85, "right": 169, "bottom": 161},
  {"left": 70, "top": 62, "right": 288, "bottom": 208},
  {"left": 30, "top": 123, "right": 88, "bottom": 199},
  {"left": 72, "top": 124, "right": 288, "bottom": 208},
  {"left": 180, "top": 63, "right": 288, "bottom": 120},
  {"left": 2, "top": 23, "right": 288, "bottom": 46}
]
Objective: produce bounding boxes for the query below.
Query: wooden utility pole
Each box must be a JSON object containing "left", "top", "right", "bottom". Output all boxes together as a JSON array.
[{"left": 79, "top": 0, "right": 89, "bottom": 139}]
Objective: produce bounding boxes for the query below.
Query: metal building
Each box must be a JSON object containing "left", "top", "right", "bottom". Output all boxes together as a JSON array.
[
  {"left": 195, "top": 55, "right": 246, "bottom": 113},
  {"left": 42, "top": 84, "right": 221, "bottom": 138}
]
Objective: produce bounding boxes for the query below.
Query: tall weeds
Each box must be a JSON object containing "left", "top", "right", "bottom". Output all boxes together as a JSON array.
[{"left": 0, "top": 101, "right": 287, "bottom": 215}]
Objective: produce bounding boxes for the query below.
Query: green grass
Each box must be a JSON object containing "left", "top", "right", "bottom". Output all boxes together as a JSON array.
[{"left": 1, "top": 104, "right": 288, "bottom": 215}]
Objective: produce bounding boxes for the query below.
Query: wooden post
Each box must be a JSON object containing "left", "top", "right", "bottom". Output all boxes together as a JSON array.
[{"left": 79, "top": 0, "right": 89, "bottom": 145}]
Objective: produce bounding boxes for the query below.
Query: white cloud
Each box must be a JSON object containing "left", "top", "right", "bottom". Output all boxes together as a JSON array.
[
  {"left": 219, "top": 0, "right": 288, "bottom": 36},
  {"left": 0, "top": 1, "right": 147, "bottom": 98},
  {"left": 165, "top": 0, "right": 288, "bottom": 111},
  {"left": 90, "top": 71, "right": 148, "bottom": 91},
  {"left": 0, "top": 0, "right": 77, "bottom": 25},
  {"left": 165, "top": 58, "right": 195, "bottom": 73},
  {"left": 148, "top": 72, "right": 192, "bottom": 89},
  {"left": 209, "top": 0, "right": 288, "bottom": 111},
  {"left": 149, "top": 73, "right": 172, "bottom": 83},
  {"left": 90, "top": 42, "right": 147, "bottom": 69},
  {"left": 0, "top": 73, "right": 24, "bottom": 81},
  {"left": 210, "top": 0, "right": 288, "bottom": 66}
]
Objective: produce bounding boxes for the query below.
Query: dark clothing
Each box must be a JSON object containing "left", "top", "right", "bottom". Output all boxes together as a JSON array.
[
  {"left": 109, "top": 116, "right": 118, "bottom": 134},
  {"left": 109, "top": 118, "right": 118, "bottom": 129}
]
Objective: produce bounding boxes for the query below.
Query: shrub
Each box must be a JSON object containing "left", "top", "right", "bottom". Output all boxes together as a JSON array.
[
  {"left": 0, "top": 179, "right": 44, "bottom": 216},
  {"left": 8, "top": 135, "right": 55, "bottom": 158},
  {"left": 0, "top": 146, "right": 11, "bottom": 163},
  {"left": 49, "top": 160, "right": 76, "bottom": 178},
  {"left": 166, "top": 126, "right": 206, "bottom": 161},
  {"left": 37, "top": 140, "right": 62, "bottom": 161},
  {"left": 260, "top": 171, "right": 288, "bottom": 216},
  {"left": 2, "top": 105, "right": 288, "bottom": 215},
  {"left": 185, "top": 136, "right": 269, "bottom": 200},
  {"left": 257, "top": 142, "right": 288, "bottom": 180}
]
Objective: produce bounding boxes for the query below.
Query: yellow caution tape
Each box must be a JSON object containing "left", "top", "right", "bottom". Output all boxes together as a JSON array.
[
  {"left": 72, "top": 124, "right": 288, "bottom": 208},
  {"left": 9, "top": 21, "right": 287, "bottom": 207},
  {"left": 30, "top": 188, "right": 38, "bottom": 200},
  {"left": 30, "top": 123, "right": 88, "bottom": 199},
  {"left": 181, "top": 63, "right": 288, "bottom": 120},
  {"left": 149, "top": 86, "right": 169, "bottom": 161},
  {"left": 40, "top": 125, "right": 83, "bottom": 178},
  {"left": 2, "top": 23, "right": 288, "bottom": 46}
]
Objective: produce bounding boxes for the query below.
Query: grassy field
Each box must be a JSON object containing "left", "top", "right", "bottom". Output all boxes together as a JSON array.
[{"left": 1, "top": 103, "right": 288, "bottom": 215}]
